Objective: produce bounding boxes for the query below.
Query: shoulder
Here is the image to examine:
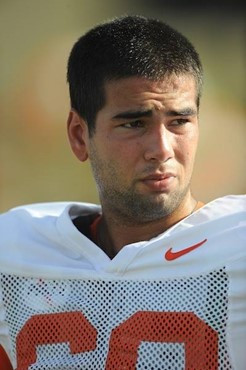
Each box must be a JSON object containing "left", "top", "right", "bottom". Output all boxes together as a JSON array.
[
  {"left": 199, "top": 195, "right": 246, "bottom": 234},
  {"left": 0, "top": 201, "right": 100, "bottom": 226},
  {"left": 205, "top": 194, "right": 246, "bottom": 213},
  {"left": 0, "top": 201, "right": 100, "bottom": 254},
  {"left": 0, "top": 202, "right": 73, "bottom": 240},
  {"left": 0, "top": 201, "right": 101, "bottom": 275},
  {"left": 188, "top": 195, "right": 246, "bottom": 245},
  {"left": 189, "top": 194, "right": 246, "bottom": 227},
  {"left": 181, "top": 195, "right": 246, "bottom": 268}
]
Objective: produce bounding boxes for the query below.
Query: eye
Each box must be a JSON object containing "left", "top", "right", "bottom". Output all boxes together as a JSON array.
[
  {"left": 121, "top": 120, "right": 144, "bottom": 129},
  {"left": 171, "top": 118, "right": 189, "bottom": 126}
]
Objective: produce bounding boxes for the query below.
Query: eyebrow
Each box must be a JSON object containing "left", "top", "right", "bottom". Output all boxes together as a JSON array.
[
  {"left": 166, "top": 108, "right": 197, "bottom": 117},
  {"left": 112, "top": 107, "right": 197, "bottom": 120},
  {"left": 112, "top": 110, "right": 153, "bottom": 120}
]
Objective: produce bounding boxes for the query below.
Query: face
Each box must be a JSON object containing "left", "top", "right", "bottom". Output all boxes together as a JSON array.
[{"left": 71, "top": 74, "right": 199, "bottom": 224}]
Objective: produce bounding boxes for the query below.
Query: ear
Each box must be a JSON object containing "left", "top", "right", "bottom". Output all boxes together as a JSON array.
[{"left": 67, "top": 110, "right": 89, "bottom": 162}]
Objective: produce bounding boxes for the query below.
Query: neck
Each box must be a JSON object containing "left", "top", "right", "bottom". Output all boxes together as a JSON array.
[{"left": 97, "top": 193, "right": 198, "bottom": 259}]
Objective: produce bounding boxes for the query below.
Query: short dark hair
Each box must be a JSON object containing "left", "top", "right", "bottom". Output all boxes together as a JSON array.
[{"left": 67, "top": 15, "right": 203, "bottom": 135}]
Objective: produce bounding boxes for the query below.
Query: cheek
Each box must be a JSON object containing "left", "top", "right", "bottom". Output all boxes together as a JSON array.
[
  {"left": 115, "top": 142, "right": 141, "bottom": 163},
  {"left": 112, "top": 145, "right": 142, "bottom": 183},
  {"left": 175, "top": 135, "right": 198, "bottom": 169}
]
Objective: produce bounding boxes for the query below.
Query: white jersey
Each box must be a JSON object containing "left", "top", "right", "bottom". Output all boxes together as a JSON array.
[{"left": 0, "top": 195, "right": 245, "bottom": 369}]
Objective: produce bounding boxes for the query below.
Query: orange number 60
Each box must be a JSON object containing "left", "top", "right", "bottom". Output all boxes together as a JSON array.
[{"left": 16, "top": 311, "right": 218, "bottom": 369}]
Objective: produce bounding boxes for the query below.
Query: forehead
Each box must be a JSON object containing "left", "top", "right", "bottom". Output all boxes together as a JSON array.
[{"left": 103, "top": 74, "right": 198, "bottom": 112}]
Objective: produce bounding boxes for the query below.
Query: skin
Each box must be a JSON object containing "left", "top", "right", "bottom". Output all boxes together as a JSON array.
[{"left": 67, "top": 74, "right": 199, "bottom": 258}]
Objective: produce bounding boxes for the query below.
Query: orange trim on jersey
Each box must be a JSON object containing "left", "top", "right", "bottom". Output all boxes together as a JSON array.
[
  {"left": 0, "top": 345, "right": 13, "bottom": 370},
  {"left": 90, "top": 215, "right": 102, "bottom": 244}
]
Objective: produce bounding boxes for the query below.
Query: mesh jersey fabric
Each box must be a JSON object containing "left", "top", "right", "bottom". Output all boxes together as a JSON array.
[{"left": 0, "top": 195, "right": 245, "bottom": 369}]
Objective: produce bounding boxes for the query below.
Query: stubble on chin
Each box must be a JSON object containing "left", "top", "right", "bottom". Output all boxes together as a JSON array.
[
  {"left": 98, "top": 180, "right": 190, "bottom": 225},
  {"left": 89, "top": 145, "right": 190, "bottom": 225}
]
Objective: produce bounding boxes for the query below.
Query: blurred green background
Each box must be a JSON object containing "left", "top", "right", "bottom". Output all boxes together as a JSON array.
[{"left": 1, "top": 0, "right": 245, "bottom": 212}]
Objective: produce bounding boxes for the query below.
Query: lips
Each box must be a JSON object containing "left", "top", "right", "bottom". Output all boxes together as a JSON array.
[
  {"left": 142, "top": 173, "right": 175, "bottom": 181},
  {"left": 140, "top": 172, "right": 176, "bottom": 192}
]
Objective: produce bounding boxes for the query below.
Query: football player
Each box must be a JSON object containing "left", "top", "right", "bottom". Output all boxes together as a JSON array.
[{"left": 0, "top": 15, "right": 245, "bottom": 369}]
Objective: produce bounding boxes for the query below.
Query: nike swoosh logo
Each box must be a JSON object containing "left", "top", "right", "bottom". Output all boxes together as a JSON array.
[{"left": 165, "top": 238, "right": 207, "bottom": 261}]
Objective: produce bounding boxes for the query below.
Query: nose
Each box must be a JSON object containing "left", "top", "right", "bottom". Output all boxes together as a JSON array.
[{"left": 143, "top": 124, "right": 174, "bottom": 162}]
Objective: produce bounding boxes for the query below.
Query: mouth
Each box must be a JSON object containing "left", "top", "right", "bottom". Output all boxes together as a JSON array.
[{"left": 140, "top": 173, "right": 176, "bottom": 192}]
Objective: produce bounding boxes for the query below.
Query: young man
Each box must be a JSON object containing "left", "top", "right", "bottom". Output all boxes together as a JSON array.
[{"left": 0, "top": 15, "right": 245, "bottom": 369}]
